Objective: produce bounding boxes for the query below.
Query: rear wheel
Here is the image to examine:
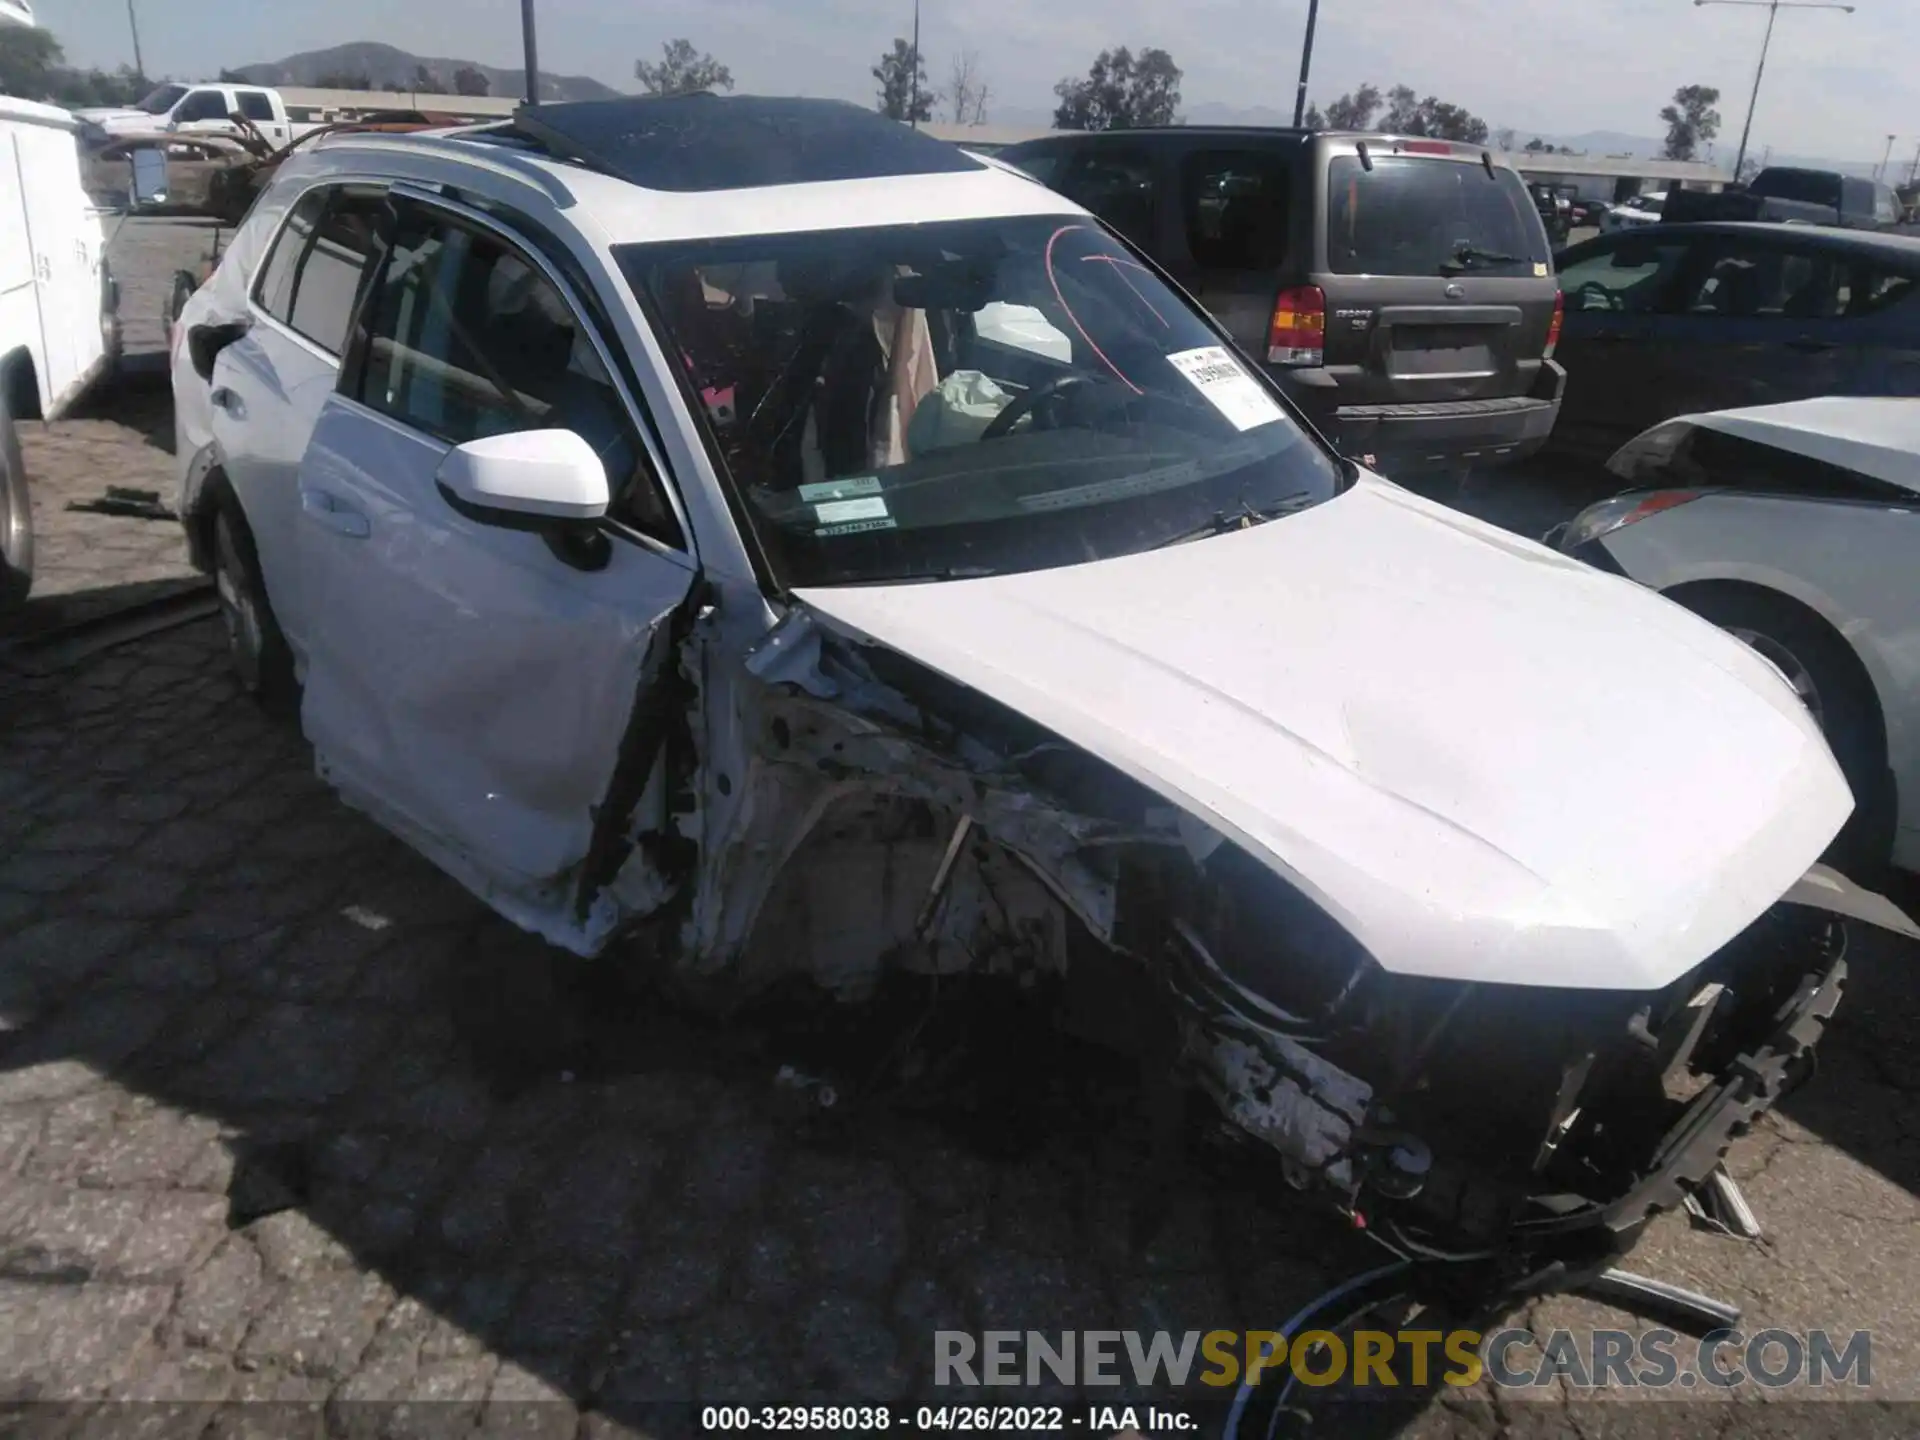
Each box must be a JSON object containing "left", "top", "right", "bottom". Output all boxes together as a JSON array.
[
  {"left": 165, "top": 270, "right": 199, "bottom": 356},
  {"left": 1676, "top": 588, "right": 1891, "bottom": 871},
  {"left": 0, "top": 395, "right": 32, "bottom": 611},
  {"left": 211, "top": 495, "right": 297, "bottom": 717}
]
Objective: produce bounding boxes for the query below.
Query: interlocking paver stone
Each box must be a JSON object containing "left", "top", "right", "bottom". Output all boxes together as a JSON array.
[{"left": 3, "top": 264, "right": 1919, "bottom": 1432}]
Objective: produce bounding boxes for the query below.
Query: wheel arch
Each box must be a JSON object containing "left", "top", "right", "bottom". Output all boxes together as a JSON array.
[
  {"left": 1662, "top": 577, "right": 1891, "bottom": 769},
  {"left": 1662, "top": 576, "right": 1899, "bottom": 865},
  {"left": 183, "top": 457, "right": 239, "bottom": 574}
]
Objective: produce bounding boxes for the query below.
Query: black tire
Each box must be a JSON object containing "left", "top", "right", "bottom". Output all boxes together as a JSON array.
[
  {"left": 166, "top": 271, "right": 199, "bottom": 354},
  {"left": 1677, "top": 588, "right": 1892, "bottom": 871},
  {"left": 210, "top": 493, "right": 299, "bottom": 718},
  {"left": 0, "top": 397, "right": 31, "bottom": 610}
]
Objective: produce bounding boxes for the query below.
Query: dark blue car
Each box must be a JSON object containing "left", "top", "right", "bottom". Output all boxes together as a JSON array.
[{"left": 1549, "top": 221, "right": 1920, "bottom": 460}]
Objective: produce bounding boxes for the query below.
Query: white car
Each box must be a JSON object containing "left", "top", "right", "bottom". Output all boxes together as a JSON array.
[
  {"left": 1553, "top": 397, "right": 1920, "bottom": 874},
  {"left": 2, "top": 93, "right": 120, "bottom": 606},
  {"left": 170, "top": 95, "right": 1912, "bottom": 1296},
  {"left": 1600, "top": 190, "right": 1667, "bottom": 232}
]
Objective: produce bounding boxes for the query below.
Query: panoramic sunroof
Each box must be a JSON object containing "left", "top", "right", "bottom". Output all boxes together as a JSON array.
[{"left": 509, "top": 95, "right": 986, "bottom": 194}]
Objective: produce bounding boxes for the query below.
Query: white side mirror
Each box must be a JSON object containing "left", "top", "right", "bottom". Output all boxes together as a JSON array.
[{"left": 435, "top": 429, "right": 609, "bottom": 523}]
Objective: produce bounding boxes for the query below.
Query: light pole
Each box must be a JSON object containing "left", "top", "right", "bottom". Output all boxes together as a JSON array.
[
  {"left": 520, "top": 0, "right": 540, "bottom": 105},
  {"left": 1876, "top": 133, "right": 1896, "bottom": 180},
  {"left": 1292, "top": 0, "right": 1321, "bottom": 128},
  {"left": 1908, "top": 139, "right": 1920, "bottom": 186},
  {"left": 1694, "top": 0, "right": 1855, "bottom": 184},
  {"left": 909, "top": 0, "right": 922, "bottom": 130},
  {"left": 125, "top": 0, "right": 145, "bottom": 79}
]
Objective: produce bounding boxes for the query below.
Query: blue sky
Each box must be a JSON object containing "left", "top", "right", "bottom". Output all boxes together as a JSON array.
[{"left": 36, "top": 0, "right": 1916, "bottom": 165}]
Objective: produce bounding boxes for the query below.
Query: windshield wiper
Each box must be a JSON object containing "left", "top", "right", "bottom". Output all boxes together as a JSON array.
[
  {"left": 1441, "top": 242, "right": 1520, "bottom": 273},
  {"left": 1161, "top": 490, "right": 1316, "bottom": 548}
]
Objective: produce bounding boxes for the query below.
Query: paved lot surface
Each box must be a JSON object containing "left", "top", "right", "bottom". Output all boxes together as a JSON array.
[
  {"left": 2, "top": 219, "right": 1918, "bottom": 1437},
  {"left": 3, "top": 216, "right": 219, "bottom": 641}
]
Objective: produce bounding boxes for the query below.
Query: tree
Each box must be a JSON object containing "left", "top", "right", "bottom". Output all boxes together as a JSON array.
[
  {"left": 452, "top": 65, "right": 490, "bottom": 97},
  {"left": 0, "top": 25, "right": 64, "bottom": 99},
  {"left": 1051, "top": 46, "right": 1182, "bottom": 131},
  {"left": 946, "top": 48, "right": 990, "bottom": 126},
  {"left": 1525, "top": 136, "right": 1552, "bottom": 152},
  {"left": 635, "top": 38, "right": 733, "bottom": 97},
  {"left": 1493, "top": 127, "right": 1516, "bottom": 151},
  {"left": 873, "top": 38, "right": 932, "bottom": 123},
  {"left": 1659, "top": 84, "right": 1721, "bottom": 161},
  {"left": 217, "top": 67, "right": 248, "bottom": 83},
  {"left": 1323, "top": 83, "right": 1382, "bottom": 131},
  {"left": 1302, "top": 102, "right": 1326, "bottom": 129},
  {"left": 313, "top": 71, "right": 375, "bottom": 91},
  {"left": 1379, "top": 83, "right": 1489, "bottom": 143},
  {"left": 412, "top": 63, "right": 439, "bottom": 93}
]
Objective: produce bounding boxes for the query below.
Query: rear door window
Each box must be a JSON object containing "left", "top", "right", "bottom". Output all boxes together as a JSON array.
[
  {"left": 1325, "top": 155, "right": 1546, "bottom": 277},
  {"left": 254, "top": 185, "right": 386, "bottom": 355},
  {"left": 236, "top": 91, "right": 275, "bottom": 123},
  {"left": 1181, "top": 149, "right": 1292, "bottom": 272},
  {"left": 1056, "top": 148, "right": 1157, "bottom": 250},
  {"left": 1002, "top": 145, "right": 1069, "bottom": 185}
]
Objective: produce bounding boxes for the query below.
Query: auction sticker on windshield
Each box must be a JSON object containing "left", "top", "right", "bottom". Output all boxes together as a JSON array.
[{"left": 1166, "top": 346, "right": 1285, "bottom": 432}]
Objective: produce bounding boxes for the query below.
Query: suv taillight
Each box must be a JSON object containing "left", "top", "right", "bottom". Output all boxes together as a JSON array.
[
  {"left": 1545, "top": 289, "right": 1564, "bottom": 359},
  {"left": 1268, "top": 285, "right": 1326, "bottom": 367}
]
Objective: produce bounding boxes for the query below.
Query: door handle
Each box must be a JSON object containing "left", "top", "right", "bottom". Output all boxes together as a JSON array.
[
  {"left": 209, "top": 386, "right": 244, "bottom": 418},
  {"left": 300, "top": 488, "right": 371, "bottom": 539}
]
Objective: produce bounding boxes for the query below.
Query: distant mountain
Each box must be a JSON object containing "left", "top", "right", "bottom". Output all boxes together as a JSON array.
[{"left": 232, "top": 42, "right": 621, "bottom": 103}]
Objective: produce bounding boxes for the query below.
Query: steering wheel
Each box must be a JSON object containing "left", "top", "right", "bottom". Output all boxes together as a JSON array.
[
  {"left": 980, "top": 373, "right": 1097, "bottom": 442},
  {"left": 1574, "top": 281, "right": 1620, "bottom": 314}
]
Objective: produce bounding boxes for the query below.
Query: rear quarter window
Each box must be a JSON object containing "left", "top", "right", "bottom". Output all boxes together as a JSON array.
[
  {"left": 1057, "top": 148, "right": 1157, "bottom": 250},
  {"left": 1182, "top": 148, "right": 1293, "bottom": 271},
  {"left": 1325, "top": 155, "right": 1547, "bottom": 278},
  {"left": 1001, "top": 146, "right": 1068, "bottom": 185}
]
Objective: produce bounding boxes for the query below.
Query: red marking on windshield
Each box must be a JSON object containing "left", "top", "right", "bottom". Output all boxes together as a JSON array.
[{"left": 1045, "top": 225, "right": 1143, "bottom": 394}]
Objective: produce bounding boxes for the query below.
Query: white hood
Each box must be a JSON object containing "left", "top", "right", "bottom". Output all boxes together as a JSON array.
[
  {"left": 72, "top": 108, "right": 152, "bottom": 133},
  {"left": 796, "top": 474, "right": 1853, "bottom": 991}
]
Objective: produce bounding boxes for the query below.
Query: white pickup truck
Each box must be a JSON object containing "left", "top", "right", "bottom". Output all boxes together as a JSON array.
[
  {"left": 75, "top": 82, "right": 296, "bottom": 149},
  {"left": 1, "top": 95, "right": 120, "bottom": 608}
]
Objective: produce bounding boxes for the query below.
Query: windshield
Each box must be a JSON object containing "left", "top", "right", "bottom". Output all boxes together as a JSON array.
[
  {"left": 1326, "top": 156, "right": 1548, "bottom": 277},
  {"left": 136, "top": 84, "right": 189, "bottom": 115},
  {"left": 616, "top": 215, "right": 1342, "bottom": 589}
]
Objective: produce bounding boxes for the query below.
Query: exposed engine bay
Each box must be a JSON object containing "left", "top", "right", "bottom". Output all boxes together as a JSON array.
[{"left": 586, "top": 601, "right": 1912, "bottom": 1306}]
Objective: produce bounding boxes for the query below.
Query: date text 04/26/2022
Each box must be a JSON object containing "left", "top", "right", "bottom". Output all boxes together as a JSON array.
[{"left": 697, "top": 1404, "right": 1194, "bottom": 1433}]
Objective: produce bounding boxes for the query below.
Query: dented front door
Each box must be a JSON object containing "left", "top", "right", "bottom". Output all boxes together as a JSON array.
[{"left": 290, "top": 196, "right": 697, "bottom": 943}]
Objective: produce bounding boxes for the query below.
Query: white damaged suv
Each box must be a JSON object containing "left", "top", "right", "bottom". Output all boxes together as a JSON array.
[{"left": 171, "top": 95, "right": 1914, "bottom": 1306}]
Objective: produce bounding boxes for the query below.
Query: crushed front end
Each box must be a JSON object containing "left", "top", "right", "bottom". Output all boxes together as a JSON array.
[
  {"left": 694, "top": 610, "right": 1901, "bottom": 1307},
  {"left": 1140, "top": 843, "right": 1857, "bottom": 1295}
]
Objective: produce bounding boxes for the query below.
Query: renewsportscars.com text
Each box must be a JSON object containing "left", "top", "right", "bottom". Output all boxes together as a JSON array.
[{"left": 934, "top": 1327, "right": 1872, "bottom": 1390}]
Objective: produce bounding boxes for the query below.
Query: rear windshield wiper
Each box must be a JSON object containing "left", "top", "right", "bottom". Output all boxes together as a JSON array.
[
  {"left": 1161, "top": 491, "right": 1316, "bottom": 547},
  {"left": 1441, "top": 243, "right": 1521, "bottom": 273}
]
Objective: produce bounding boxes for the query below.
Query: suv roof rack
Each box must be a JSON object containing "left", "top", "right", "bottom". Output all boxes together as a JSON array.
[{"left": 504, "top": 94, "right": 985, "bottom": 194}]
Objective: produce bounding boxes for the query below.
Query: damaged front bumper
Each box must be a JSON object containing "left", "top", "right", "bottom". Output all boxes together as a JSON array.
[{"left": 1172, "top": 870, "right": 1892, "bottom": 1292}]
